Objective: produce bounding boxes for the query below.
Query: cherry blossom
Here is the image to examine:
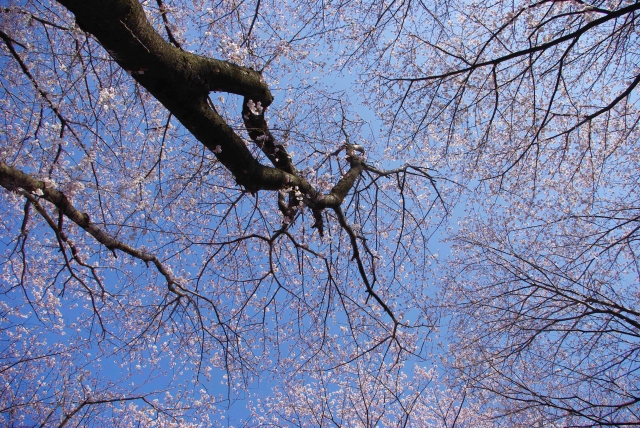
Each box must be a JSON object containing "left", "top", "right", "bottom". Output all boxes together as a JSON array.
[{"left": 0, "top": 0, "right": 638, "bottom": 425}]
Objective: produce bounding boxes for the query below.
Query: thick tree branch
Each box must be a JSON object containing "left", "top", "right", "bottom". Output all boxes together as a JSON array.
[
  {"left": 48, "top": 0, "right": 401, "bottom": 324},
  {"left": 56, "top": 0, "right": 284, "bottom": 191},
  {"left": 323, "top": 144, "right": 364, "bottom": 208},
  {"left": 53, "top": 0, "right": 376, "bottom": 223},
  {"left": 242, "top": 96, "right": 296, "bottom": 175}
]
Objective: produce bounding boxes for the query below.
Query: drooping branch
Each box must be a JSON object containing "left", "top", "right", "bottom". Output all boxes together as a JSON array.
[
  {"left": 57, "top": 394, "right": 157, "bottom": 428},
  {"left": 333, "top": 206, "right": 398, "bottom": 329},
  {"left": 363, "top": 163, "right": 447, "bottom": 214},
  {"left": 0, "top": 162, "right": 184, "bottom": 297}
]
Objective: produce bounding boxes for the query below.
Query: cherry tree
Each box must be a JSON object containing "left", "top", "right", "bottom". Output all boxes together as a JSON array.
[
  {"left": 0, "top": 0, "right": 444, "bottom": 425},
  {"left": 2, "top": 0, "right": 639, "bottom": 425},
  {"left": 354, "top": 0, "right": 640, "bottom": 424}
]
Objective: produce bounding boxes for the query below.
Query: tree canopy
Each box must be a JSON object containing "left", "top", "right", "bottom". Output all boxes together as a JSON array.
[{"left": 1, "top": 0, "right": 639, "bottom": 425}]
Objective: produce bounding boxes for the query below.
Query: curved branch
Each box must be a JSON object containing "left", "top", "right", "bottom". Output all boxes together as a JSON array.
[
  {"left": 0, "top": 162, "right": 184, "bottom": 297},
  {"left": 56, "top": 0, "right": 282, "bottom": 191}
]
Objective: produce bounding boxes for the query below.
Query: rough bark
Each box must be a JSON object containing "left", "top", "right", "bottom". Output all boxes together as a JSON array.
[{"left": 55, "top": 0, "right": 363, "bottom": 213}]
